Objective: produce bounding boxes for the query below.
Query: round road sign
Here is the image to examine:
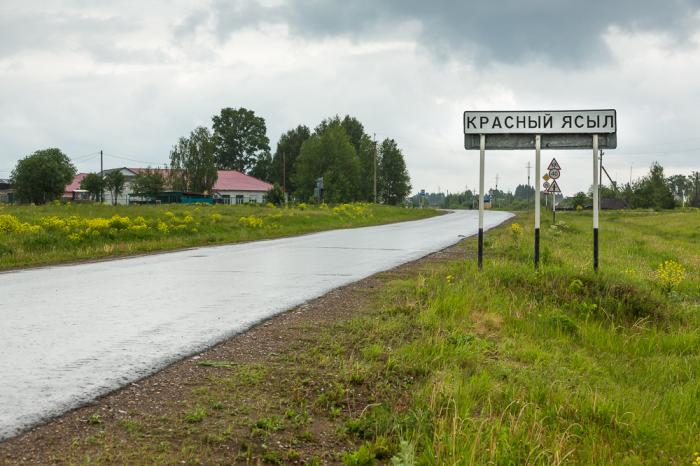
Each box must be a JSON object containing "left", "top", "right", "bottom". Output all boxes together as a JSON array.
[
  {"left": 543, "top": 181, "right": 550, "bottom": 190},
  {"left": 549, "top": 169, "right": 561, "bottom": 179}
]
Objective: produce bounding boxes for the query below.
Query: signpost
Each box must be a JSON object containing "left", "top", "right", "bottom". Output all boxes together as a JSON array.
[
  {"left": 464, "top": 109, "right": 616, "bottom": 271},
  {"left": 546, "top": 159, "right": 562, "bottom": 222}
]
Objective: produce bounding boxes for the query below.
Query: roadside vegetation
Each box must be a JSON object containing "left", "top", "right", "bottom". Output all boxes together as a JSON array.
[
  {"left": 10, "top": 209, "right": 699, "bottom": 464},
  {"left": 0, "top": 202, "right": 437, "bottom": 270}
]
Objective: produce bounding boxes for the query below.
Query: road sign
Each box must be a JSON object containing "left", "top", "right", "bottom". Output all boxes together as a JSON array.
[
  {"left": 463, "top": 108, "right": 615, "bottom": 273},
  {"left": 547, "top": 158, "right": 561, "bottom": 171},
  {"left": 463, "top": 109, "right": 617, "bottom": 150},
  {"left": 543, "top": 173, "right": 550, "bottom": 181},
  {"left": 545, "top": 180, "right": 561, "bottom": 193},
  {"left": 543, "top": 181, "right": 550, "bottom": 190}
]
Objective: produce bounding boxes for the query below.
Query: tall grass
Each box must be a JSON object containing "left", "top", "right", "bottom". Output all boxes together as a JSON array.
[
  {"left": 343, "top": 209, "right": 700, "bottom": 464},
  {"left": 0, "top": 202, "right": 437, "bottom": 270}
]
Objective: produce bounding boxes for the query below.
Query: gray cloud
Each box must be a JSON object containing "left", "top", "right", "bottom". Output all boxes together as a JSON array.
[{"left": 211, "top": 0, "right": 700, "bottom": 65}]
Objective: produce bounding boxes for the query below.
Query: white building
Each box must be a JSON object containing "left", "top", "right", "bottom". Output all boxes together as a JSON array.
[{"left": 65, "top": 168, "right": 273, "bottom": 205}]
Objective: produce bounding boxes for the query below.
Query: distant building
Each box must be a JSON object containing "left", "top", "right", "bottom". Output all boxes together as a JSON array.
[
  {"left": 0, "top": 178, "right": 14, "bottom": 203},
  {"left": 62, "top": 173, "right": 91, "bottom": 202},
  {"left": 64, "top": 168, "right": 273, "bottom": 205}
]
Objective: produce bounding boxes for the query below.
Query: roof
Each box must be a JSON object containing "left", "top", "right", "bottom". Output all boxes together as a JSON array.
[
  {"left": 212, "top": 170, "right": 272, "bottom": 192},
  {"left": 65, "top": 169, "right": 272, "bottom": 194},
  {"left": 64, "top": 173, "right": 88, "bottom": 193}
]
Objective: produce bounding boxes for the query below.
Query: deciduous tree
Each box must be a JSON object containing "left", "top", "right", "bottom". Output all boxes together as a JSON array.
[
  {"left": 212, "top": 107, "right": 270, "bottom": 173},
  {"left": 170, "top": 127, "right": 218, "bottom": 194},
  {"left": 104, "top": 170, "right": 126, "bottom": 205},
  {"left": 378, "top": 138, "right": 411, "bottom": 205},
  {"left": 79, "top": 173, "right": 105, "bottom": 202},
  {"left": 293, "top": 122, "right": 360, "bottom": 203},
  {"left": 271, "top": 125, "right": 311, "bottom": 194},
  {"left": 11, "top": 148, "right": 76, "bottom": 204}
]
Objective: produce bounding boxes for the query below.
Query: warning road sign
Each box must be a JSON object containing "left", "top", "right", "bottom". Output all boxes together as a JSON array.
[
  {"left": 547, "top": 158, "right": 561, "bottom": 171},
  {"left": 545, "top": 179, "right": 561, "bottom": 193},
  {"left": 543, "top": 173, "right": 551, "bottom": 181}
]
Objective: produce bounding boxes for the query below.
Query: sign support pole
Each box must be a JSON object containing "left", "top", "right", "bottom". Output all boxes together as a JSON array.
[
  {"left": 534, "top": 134, "right": 541, "bottom": 269},
  {"left": 478, "top": 134, "right": 485, "bottom": 270},
  {"left": 592, "top": 134, "right": 599, "bottom": 271}
]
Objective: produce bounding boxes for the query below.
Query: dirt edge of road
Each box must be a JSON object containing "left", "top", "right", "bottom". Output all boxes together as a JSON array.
[{"left": 0, "top": 235, "right": 481, "bottom": 465}]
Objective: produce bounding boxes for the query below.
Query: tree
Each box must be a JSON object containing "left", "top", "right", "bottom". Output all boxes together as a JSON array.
[
  {"left": 514, "top": 184, "right": 535, "bottom": 201},
  {"left": 691, "top": 172, "right": 700, "bottom": 208},
  {"left": 11, "top": 148, "right": 76, "bottom": 204},
  {"left": 271, "top": 125, "right": 311, "bottom": 194},
  {"left": 265, "top": 183, "right": 285, "bottom": 206},
  {"left": 572, "top": 191, "right": 590, "bottom": 209},
  {"left": 103, "top": 170, "right": 126, "bottom": 205},
  {"left": 666, "top": 174, "right": 692, "bottom": 206},
  {"left": 170, "top": 126, "right": 218, "bottom": 194},
  {"left": 293, "top": 122, "right": 360, "bottom": 203},
  {"left": 378, "top": 138, "right": 411, "bottom": 205},
  {"left": 250, "top": 151, "right": 273, "bottom": 183},
  {"left": 632, "top": 162, "right": 675, "bottom": 209},
  {"left": 212, "top": 107, "right": 270, "bottom": 173},
  {"left": 80, "top": 173, "right": 105, "bottom": 201},
  {"left": 131, "top": 168, "right": 166, "bottom": 198}
]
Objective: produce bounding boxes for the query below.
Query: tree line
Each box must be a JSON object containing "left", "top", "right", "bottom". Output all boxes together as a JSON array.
[
  {"left": 413, "top": 162, "right": 699, "bottom": 211},
  {"left": 167, "top": 109, "right": 411, "bottom": 205},
  {"left": 7, "top": 108, "right": 411, "bottom": 205}
]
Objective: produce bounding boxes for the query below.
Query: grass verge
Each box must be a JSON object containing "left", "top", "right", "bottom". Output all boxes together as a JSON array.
[
  {"left": 2, "top": 209, "right": 698, "bottom": 465},
  {"left": 0, "top": 202, "right": 438, "bottom": 270}
]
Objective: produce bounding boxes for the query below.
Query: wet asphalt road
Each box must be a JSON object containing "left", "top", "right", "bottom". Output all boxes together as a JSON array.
[{"left": 0, "top": 209, "right": 512, "bottom": 440}]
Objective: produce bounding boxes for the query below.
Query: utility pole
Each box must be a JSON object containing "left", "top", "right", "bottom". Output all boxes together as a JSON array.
[
  {"left": 599, "top": 149, "right": 604, "bottom": 212},
  {"left": 526, "top": 161, "right": 532, "bottom": 210},
  {"left": 282, "top": 151, "right": 286, "bottom": 205},
  {"left": 100, "top": 149, "right": 104, "bottom": 203},
  {"left": 373, "top": 133, "right": 377, "bottom": 203}
]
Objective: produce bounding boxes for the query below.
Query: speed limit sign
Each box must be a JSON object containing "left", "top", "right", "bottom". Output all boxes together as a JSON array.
[{"left": 549, "top": 169, "right": 561, "bottom": 179}]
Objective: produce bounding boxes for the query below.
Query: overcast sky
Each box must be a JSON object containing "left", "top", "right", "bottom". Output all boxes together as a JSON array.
[{"left": 1, "top": 0, "right": 699, "bottom": 195}]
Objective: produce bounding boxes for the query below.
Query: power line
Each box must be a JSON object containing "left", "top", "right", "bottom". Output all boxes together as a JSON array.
[{"left": 104, "top": 153, "right": 163, "bottom": 166}]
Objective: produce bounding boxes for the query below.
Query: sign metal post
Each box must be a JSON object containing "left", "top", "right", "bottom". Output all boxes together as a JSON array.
[
  {"left": 535, "top": 135, "right": 541, "bottom": 268},
  {"left": 464, "top": 109, "right": 616, "bottom": 271},
  {"left": 478, "top": 134, "right": 485, "bottom": 270},
  {"left": 592, "top": 134, "right": 599, "bottom": 271}
]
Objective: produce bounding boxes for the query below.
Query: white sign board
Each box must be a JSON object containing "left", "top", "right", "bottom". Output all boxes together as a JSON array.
[{"left": 464, "top": 110, "right": 616, "bottom": 134}]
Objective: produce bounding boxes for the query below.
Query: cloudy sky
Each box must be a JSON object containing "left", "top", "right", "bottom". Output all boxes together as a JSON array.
[{"left": 1, "top": 0, "right": 699, "bottom": 195}]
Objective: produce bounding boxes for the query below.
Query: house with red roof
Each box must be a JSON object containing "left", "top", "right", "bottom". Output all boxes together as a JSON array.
[
  {"left": 62, "top": 173, "right": 91, "bottom": 201},
  {"left": 64, "top": 168, "right": 273, "bottom": 205}
]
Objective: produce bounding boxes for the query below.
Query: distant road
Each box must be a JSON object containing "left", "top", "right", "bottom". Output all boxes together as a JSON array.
[{"left": 0, "top": 209, "right": 512, "bottom": 440}]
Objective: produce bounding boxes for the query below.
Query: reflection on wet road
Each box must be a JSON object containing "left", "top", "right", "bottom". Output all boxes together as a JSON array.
[{"left": 0, "top": 210, "right": 512, "bottom": 440}]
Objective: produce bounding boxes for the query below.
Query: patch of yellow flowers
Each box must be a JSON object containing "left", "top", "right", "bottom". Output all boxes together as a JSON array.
[
  {"left": 332, "top": 203, "right": 372, "bottom": 218},
  {"left": 0, "top": 212, "right": 216, "bottom": 243},
  {"left": 510, "top": 222, "right": 523, "bottom": 238},
  {"left": 239, "top": 215, "right": 264, "bottom": 228},
  {"left": 655, "top": 259, "right": 686, "bottom": 292}
]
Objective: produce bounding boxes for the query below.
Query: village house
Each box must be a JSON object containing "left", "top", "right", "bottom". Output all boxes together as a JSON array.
[{"left": 63, "top": 168, "right": 273, "bottom": 205}]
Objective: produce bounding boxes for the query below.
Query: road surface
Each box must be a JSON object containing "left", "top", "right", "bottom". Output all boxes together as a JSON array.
[{"left": 0, "top": 209, "right": 512, "bottom": 440}]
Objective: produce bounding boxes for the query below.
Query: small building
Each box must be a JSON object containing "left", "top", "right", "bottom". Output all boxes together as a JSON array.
[
  {"left": 62, "top": 173, "right": 91, "bottom": 202},
  {"left": 0, "top": 178, "right": 15, "bottom": 203},
  {"left": 65, "top": 168, "right": 272, "bottom": 205},
  {"left": 211, "top": 170, "right": 273, "bottom": 205}
]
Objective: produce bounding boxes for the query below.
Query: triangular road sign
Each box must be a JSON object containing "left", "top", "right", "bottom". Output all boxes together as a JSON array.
[
  {"left": 547, "top": 158, "right": 561, "bottom": 171},
  {"left": 545, "top": 179, "right": 561, "bottom": 193}
]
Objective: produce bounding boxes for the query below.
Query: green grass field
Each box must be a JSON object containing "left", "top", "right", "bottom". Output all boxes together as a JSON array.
[
  {"left": 4, "top": 209, "right": 699, "bottom": 465},
  {"left": 337, "top": 209, "right": 700, "bottom": 465},
  {"left": 0, "top": 202, "right": 438, "bottom": 270}
]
